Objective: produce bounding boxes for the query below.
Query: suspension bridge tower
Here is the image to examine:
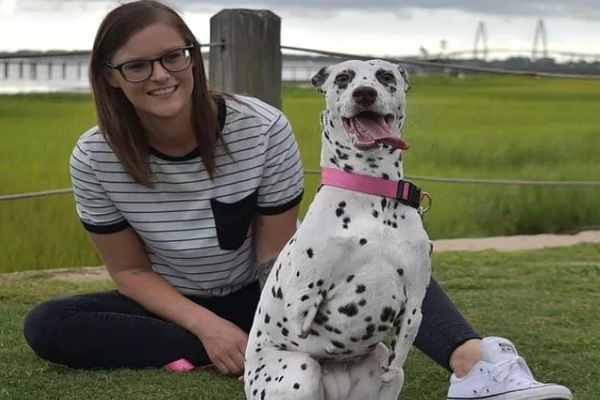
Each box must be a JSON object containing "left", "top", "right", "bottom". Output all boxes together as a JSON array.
[
  {"left": 473, "top": 21, "right": 489, "bottom": 60},
  {"left": 532, "top": 19, "right": 548, "bottom": 61}
]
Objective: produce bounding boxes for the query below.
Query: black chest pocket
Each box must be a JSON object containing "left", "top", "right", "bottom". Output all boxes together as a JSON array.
[{"left": 210, "top": 190, "right": 258, "bottom": 251}]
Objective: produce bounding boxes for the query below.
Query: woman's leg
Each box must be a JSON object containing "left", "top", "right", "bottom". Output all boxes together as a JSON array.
[
  {"left": 23, "top": 282, "right": 260, "bottom": 370},
  {"left": 412, "top": 276, "right": 482, "bottom": 372}
]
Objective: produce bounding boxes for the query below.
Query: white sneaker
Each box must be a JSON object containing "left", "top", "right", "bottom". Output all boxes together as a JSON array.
[{"left": 447, "top": 337, "right": 573, "bottom": 400}]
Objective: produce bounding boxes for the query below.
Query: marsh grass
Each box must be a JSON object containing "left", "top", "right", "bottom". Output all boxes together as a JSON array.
[{"left": 1, "top": 75, "right": 599, "bottom": 272}]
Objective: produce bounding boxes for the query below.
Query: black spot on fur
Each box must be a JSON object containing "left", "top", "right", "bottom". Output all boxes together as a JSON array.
[
  {"left": 335, "top": 148, "right": 349, "bottom": 160},
  {"left": 397, "top": 268, "right": 404, "bottom": 276},
  {"left": 331, "top": 340, "right": 345, "bottom": 349},
  {"left": 359, "top": 238, "right": 367, "bottom": 246},
  {"left": 338, "top": 302, "right": 359, "bottom": 317},
  {"left": 306, "top": 248, "right": 314, "bottom": 258},
  {"left": 346, "top": 274, "right": 355, "bottom": 282},
  {"left": 314, "top": 312, "right": 329, "bottom": 325},
  {"left": 380, "top": 306, "right": 395, "bottom": 322},
  {"left": 356, "top": 284, "right": 366, "bottom": 294}
]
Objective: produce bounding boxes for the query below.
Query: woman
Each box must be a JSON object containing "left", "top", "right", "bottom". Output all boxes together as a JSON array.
[{"left": 23, "top": 1, "right": 572, "bottom": 399}]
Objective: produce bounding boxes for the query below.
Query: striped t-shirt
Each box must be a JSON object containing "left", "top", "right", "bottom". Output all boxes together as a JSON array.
[{"left": 69, "top": 95, "right": 304, "bottom": 297}]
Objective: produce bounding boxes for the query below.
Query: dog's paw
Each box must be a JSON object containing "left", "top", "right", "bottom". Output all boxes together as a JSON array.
[{"left": 380, "top": 366, "right": 403, "bottom": 384}]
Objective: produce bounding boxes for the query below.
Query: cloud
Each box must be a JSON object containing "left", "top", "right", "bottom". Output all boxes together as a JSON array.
[{"left": 20, "top": 0, "right": 600, "bottom": 20}]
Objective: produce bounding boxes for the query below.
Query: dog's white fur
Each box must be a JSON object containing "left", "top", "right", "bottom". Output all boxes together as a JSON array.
[{"left": 244, "top": 59, "right": 432, "bottom": 400}]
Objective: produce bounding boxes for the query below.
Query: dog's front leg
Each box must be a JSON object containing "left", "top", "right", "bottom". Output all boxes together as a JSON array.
[{"left": 381, "top": 245, "right": 431, "bottom": 385}]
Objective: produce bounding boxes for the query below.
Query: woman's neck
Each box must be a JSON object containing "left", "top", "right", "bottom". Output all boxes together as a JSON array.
[{"left": 138, "top": 104, "right": 196, "bottom": 157}]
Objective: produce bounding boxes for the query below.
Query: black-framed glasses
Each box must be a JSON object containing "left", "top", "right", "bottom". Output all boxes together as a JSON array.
[{"left": 106, "top": 45, "right": 194, "bottom": 83}]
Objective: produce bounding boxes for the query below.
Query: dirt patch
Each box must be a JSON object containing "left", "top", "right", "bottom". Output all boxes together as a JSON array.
[
  {"left": 0, "top": 266, "right": 109, "bottom": 283},
  {"left": 433, "top": 229, "right": 600, "bottom": 252},
  {"left": 2, "top": 231, "right": 599, "bottom": 283}
]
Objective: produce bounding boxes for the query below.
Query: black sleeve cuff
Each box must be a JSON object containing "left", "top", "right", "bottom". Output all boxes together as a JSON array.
[
  {"left": 256, "top": 191, "right": 303, "bottom": 216},
  {"left": 81, "top": 219, "right": 130, "bottom": 234}
]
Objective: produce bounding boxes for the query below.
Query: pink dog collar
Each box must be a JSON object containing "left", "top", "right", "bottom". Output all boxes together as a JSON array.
[{"left": 320, "top": 167, "right": 431, "bottom": 211}]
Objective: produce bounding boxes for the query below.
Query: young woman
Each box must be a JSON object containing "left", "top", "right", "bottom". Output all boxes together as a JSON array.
[{"left": 23, "top": 2, "right": 572, "bottom": 399}]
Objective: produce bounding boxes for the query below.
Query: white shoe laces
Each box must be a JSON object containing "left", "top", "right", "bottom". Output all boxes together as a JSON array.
[{"left": 490, "top": 357, "right": 525, "bottom": 382}]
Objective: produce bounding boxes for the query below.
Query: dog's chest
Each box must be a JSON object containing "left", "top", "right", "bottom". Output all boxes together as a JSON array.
[{"left": 259, "top": 187, "right": 425, "bottom": 360}]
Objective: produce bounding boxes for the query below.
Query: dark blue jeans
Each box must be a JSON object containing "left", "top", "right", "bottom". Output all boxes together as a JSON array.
[{"left": 23, "top": 277, "right": 480, "bottom": 371}]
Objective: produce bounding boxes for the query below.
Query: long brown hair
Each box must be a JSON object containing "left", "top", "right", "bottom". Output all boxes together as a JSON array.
[{"left": 89, "top": 0, "right": 221, "bottom": 186}]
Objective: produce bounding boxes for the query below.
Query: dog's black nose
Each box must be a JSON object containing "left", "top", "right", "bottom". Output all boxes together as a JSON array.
[{"left": 352, "top": 86, "right": 378, "bottom": 106}]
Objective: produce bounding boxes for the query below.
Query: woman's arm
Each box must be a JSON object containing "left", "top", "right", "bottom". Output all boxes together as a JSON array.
[
  {"left": 253, "top": 204, "right": 300, "bottom": 288},
  {"left": 88, "top": 227, "right": 248, "bottom": 375}
]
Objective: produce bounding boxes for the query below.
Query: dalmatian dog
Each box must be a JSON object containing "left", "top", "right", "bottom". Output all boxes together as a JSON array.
[{"left": 244, "top": 59, "right": 432, "bottom": 400}]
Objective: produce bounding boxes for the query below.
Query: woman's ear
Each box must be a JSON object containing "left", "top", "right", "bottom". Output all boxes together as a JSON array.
[{"left": 105, "top": 69, "right": 121, "bottom": 88}]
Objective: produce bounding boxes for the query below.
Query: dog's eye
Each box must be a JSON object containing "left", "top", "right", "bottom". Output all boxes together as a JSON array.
[
  {"left": 334, "top": 73, "right": 350, "bottom": 86},
  {"left": 380, "top": 72, "right": 396, "bottom": 83}
]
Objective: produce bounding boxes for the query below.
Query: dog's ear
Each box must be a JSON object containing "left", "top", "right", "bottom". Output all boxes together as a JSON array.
[
  {"left": 397, "top": 64, "right": 411, "bottom": 93},
  {"left": 311, "top": 66, "right": 330, "bottom": 93}
]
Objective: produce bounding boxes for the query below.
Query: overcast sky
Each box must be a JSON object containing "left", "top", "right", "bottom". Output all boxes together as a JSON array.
[{"left": 1, "top": 0, "right": 599, "bottom": 57}]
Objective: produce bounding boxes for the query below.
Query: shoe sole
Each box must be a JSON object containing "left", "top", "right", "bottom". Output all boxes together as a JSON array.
[{"left": 447, "top": 385, "right": 573, "bottom": 400}]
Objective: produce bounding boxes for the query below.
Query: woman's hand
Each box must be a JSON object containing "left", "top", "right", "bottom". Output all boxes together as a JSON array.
[{"left": 195, "top": 315, "right": 249, "bottom": 376}]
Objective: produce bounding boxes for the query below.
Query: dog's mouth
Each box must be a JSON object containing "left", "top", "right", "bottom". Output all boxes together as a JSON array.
[{"left": 341, "top": 112, "right": 409, "bottom": 151}]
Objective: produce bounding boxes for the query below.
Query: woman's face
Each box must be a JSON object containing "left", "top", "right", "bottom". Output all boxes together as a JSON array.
[{"left": 107, "top": 20, "right": 195, "bottom": 121}]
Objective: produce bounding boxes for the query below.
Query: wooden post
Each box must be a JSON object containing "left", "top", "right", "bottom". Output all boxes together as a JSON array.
[{"left": 209, "top": 9, "right": 282, "bottom": 110}]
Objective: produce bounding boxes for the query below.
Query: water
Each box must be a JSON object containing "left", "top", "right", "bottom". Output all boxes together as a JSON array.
[{"left": 0, "top": 55, "right": 331, "bottom": 94}]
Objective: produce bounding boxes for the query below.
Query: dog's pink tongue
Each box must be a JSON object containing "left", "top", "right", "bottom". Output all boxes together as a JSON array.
[{"left": 354, "top": 114, "right": 409, "bottom": 150}]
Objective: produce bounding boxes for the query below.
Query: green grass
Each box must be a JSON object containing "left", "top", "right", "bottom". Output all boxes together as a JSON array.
[
  {"left": 1, "top": 75, "right": 600, "bottom": 272},
  {"left": 1, "top": 245, "right": 599, "bottom": 399}
]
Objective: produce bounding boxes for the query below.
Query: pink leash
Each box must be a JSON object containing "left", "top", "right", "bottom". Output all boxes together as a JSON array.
[{"left": 164, "top": 358, "right": 215, "bottom": 372}]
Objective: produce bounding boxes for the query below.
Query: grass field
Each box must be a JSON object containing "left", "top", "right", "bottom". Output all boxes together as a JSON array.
[
  {"left": 1, "top": 245, "right": 599, "bottom": 399},
  {"left": 1, "top": 74, "right": 600, "bottom": 273}
]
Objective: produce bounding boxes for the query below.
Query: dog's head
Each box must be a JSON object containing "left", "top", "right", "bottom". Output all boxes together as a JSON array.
[{"left": 311, "top": 59, "right": 411, "bottom": 154}]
